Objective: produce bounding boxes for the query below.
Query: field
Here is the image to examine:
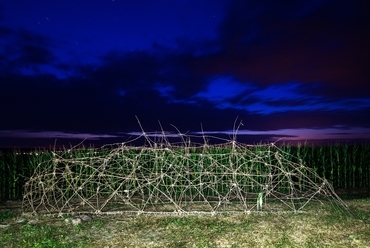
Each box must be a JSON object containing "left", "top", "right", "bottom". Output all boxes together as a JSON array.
[
  {"left": 1, "top": 134, "right": 370, "bottom": 247},
  {"left": 1, "top": 197, "right": 370, "bottom": 247}
]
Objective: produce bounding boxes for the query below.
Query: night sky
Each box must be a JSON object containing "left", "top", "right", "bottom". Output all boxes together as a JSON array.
[{"left": 1, "top": 0, "right": 370, "bottom": 148}]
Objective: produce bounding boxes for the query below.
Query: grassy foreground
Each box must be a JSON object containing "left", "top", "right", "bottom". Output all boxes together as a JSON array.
[{"left": 1, "top": 198, "right": 370, "bottom": 247}]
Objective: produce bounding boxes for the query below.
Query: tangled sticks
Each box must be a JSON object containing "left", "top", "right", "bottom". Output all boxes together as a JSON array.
[{"left": 22, "top": 133, "right": 348, "bottom": 215}]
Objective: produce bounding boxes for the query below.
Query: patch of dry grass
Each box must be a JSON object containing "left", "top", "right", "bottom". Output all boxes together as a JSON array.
[
  {"left": 86, "top": 199, "right": 370, "bottom": 248},
  {"left": 1, "top": 199, "right": 369, "bottom": 247}
]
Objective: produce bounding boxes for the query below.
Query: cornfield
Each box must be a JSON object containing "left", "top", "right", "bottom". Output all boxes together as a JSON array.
[{"left": 1, "top": 141, "right": 369, "bottom": 202}]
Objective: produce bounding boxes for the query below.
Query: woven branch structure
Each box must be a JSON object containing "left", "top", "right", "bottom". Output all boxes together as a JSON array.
[{"left": 22, "top": 133, "right": 348, "bottom": 215}]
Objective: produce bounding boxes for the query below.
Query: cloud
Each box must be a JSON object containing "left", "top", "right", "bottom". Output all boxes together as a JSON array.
[
  {"left": 194, "top": 76, "right": 254, "bottom": 104},
  {"left": 1, "top": 43, "right": 369, "bottom": 137},
  {"left": 0, "top": 130, "right": 120, "bottom": 140},
  {"left": 1, "top": 1, "right": 369, "bottom": 146},
  {"left": 194, "top": 0, "right": 370, "bottom": 93},
  {"left": 195, "top": 126, "right": 370, "bottom": 143},
  {"left": 165, "top": 77, "right": 370, "bottom": 116},
  {"left": 0, "top": 28, "right": 56, "bottom": 75},
  {"left": 19, "top": 44, "right": 54, "bottom": 65},
  {"left": 0, "top": 25, "right": 12, "bottom": 36},
  {"left": 239, "top": 83, "right": 370, "bottom": 115}
]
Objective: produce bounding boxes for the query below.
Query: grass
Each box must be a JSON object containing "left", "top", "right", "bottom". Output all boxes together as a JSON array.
[{"left": 1, "top": 198, "right": 370, "bottom": 247}]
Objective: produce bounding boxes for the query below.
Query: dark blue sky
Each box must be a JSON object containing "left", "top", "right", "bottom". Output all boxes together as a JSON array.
[{"left": 1, "top": 0, "right": 370, "bottom": 148}]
